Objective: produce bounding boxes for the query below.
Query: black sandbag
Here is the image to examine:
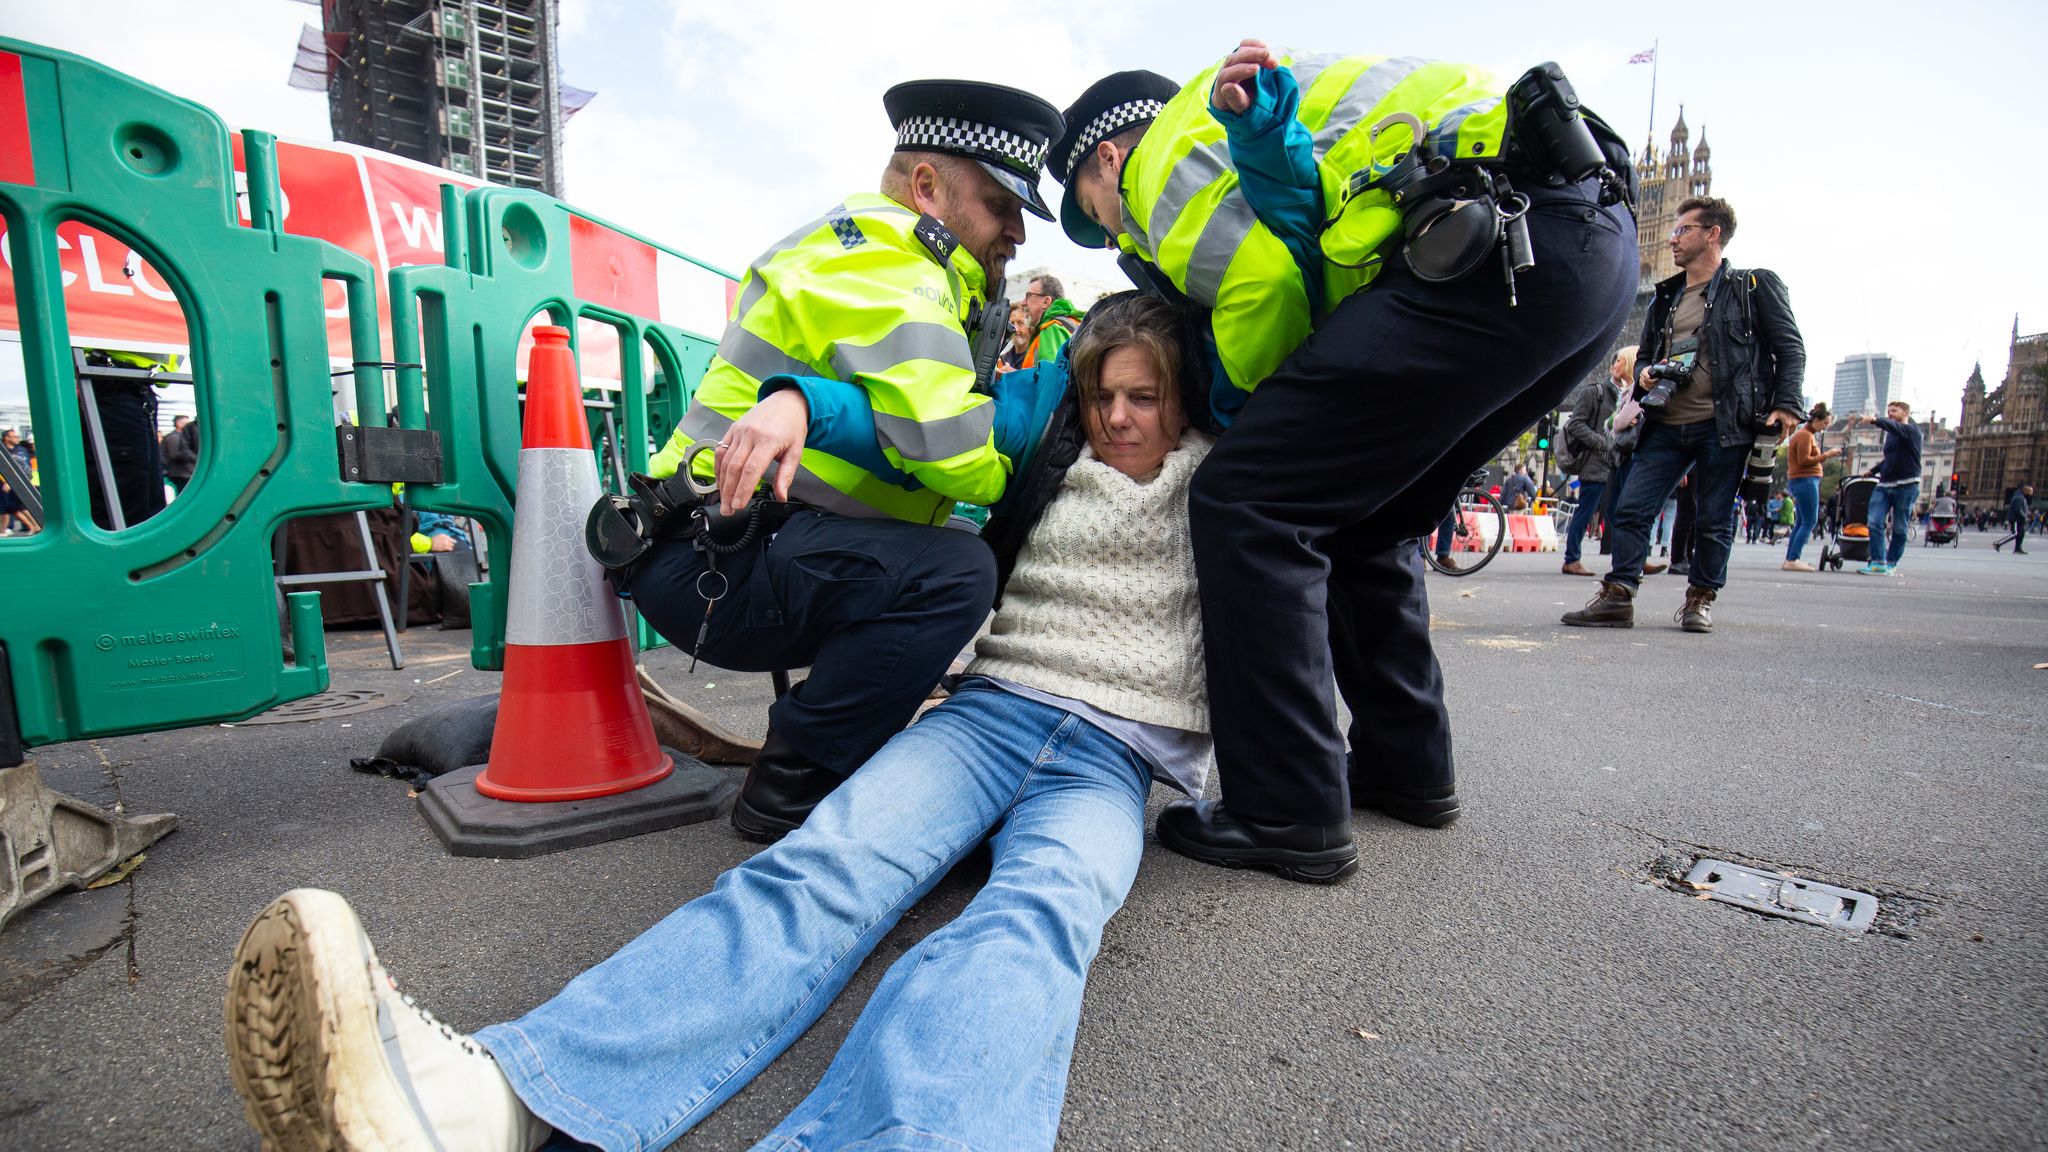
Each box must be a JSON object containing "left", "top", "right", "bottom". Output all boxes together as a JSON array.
[{"left": 350, "top": 694, "right": 499, "bottom": 783}]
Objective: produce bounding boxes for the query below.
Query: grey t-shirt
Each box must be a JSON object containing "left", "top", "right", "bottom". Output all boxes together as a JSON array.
[{"left": 1656, "top": 282, "right": 1716, "bottom": 426}]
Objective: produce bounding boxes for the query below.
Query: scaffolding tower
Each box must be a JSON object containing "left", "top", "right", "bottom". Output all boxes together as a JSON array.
[{"left": 324, "top": 0, "right": 565, "bottom": 195}]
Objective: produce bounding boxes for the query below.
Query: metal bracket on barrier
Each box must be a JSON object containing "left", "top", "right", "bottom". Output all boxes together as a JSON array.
[
  {"left": 338, "top": 426, "right": 444, "bottom": 484},
  {"left": 0, "top": 761, "right": 178, "bottom": 931}
]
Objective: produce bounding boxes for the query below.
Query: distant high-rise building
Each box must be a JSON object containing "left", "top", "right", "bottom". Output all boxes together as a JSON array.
[
  {"left": 1832, "top": 353, "right": 1902, "bottom": 416},
  {"left": 321, "top": 0, "right": 566, "bottom": 194}
]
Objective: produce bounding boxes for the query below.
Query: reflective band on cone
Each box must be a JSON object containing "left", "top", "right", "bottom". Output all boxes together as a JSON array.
[{"left": 475, "top": 324, "right": 672, "bottom": 802}]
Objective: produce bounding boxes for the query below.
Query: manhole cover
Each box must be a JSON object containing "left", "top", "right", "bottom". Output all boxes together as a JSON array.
[
  {"left": 241, "top": 689, "right": 409, "bottom": 725},
  {"left": 1682, "top": 859, "right": 1877, "bottom": 933}
]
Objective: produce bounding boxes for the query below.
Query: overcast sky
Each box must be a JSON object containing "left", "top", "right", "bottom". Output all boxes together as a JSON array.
[{"left": 5, "top": 0, "right": 2045, "bottom": 423}]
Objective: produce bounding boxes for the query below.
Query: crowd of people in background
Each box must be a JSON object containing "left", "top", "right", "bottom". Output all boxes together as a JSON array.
[{"left": 1541, "top": 368, "right": 2038, "bottom": 578}]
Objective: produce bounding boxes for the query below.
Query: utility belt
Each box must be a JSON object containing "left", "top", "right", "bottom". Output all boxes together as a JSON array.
[
  {"left": 1349, "top": 62, "right": 1634, "bottom": 306},
  {"left": 585, "top": 439, "right": 806, "bottom": 575}
]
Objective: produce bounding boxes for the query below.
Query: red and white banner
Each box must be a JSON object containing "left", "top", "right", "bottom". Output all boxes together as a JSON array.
[{"left": 0, "top": 133, "right": 736, "bottom": 381}]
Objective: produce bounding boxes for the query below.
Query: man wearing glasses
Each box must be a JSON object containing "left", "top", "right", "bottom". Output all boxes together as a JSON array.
[
  {"left": 1019, "top": 273, "right": 1082, "bottom": 367},
  {"left": 1564, "top": 195, "right": 1806, "bottom": 633}
]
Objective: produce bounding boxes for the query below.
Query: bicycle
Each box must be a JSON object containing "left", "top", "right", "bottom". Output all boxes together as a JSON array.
[{"left": 1423, "top": 471, "right": 1509, "bottom": 576}]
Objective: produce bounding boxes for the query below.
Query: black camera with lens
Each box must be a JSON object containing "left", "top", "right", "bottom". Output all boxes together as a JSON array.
[{"left": 1638, "top": 356, "right": 1695, "bottom": 409}]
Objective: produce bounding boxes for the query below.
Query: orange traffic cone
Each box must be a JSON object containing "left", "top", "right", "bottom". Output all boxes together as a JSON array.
[
  {"left": 474, "top": 325, "right": 672, "bottom": 800},
  {"left": 416, "top": 327, "right": 737, "bottom": 858}
]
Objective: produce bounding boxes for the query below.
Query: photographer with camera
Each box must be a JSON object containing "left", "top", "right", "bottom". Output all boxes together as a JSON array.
[{"left": 1563, "top": 196, "right": 1805, "bottom": 632}]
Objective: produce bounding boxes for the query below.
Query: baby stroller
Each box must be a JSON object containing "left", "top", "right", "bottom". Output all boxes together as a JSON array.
[
  {"left": 1924, "top": 495, "right": 1960, "bottom": 547},
  {"left": 1819, "top": 477, "right": 1876, "bottom": 571}
]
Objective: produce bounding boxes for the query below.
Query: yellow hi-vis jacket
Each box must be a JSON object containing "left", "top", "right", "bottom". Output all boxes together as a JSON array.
[
  {"left": 649, "top": 193, "right": 1007, "bottom": 524},
  {"left": 1116, "top": 54, "right": 1507, "bottom": 396}
]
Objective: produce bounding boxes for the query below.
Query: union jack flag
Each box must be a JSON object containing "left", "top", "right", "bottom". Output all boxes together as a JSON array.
[{"left": 1628, "top": 48, "right": 1657, "bottom": 64}]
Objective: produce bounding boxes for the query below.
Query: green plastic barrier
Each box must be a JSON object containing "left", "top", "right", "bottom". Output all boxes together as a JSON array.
[
  {"left": 0, "top": 39, "right": 393, "bottom": 749},
  {"left": 388, "top": 184, "right": 729, "bottom": 666}
]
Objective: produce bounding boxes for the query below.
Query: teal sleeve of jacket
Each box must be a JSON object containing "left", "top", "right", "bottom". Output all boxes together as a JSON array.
[
  {"left": 763, "top": 361, "right": 1068, "bottom": 498},
  {"left": 757, "top": 375, "right": 916, "bottom": 489},
  {"left": 1212, "top": 64, "right": 1325, "bottom": 317}
]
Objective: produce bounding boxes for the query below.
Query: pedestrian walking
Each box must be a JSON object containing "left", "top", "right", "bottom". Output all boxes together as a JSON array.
[{"left": 1994, "top": 483, "right": 2034, "bottom": 554}]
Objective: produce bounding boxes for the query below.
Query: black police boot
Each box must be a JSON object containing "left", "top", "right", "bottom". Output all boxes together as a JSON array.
[
  {"left": 730, "top": 730, "right": 843, "bottom": 844},
  {"left": 1155, "top": 799, "right": 1357, "bottom": 885},
  {"left": 1348, "top": 755, "right": 1461, "bottom": 828}
]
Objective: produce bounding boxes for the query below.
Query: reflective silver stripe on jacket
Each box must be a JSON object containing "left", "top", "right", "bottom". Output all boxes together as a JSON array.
[
  {"left": 1311, "top": 56, "right": 1429, "bottom": 158},
  {"left": 829, "top": 322, "right": 974, "bottom": 380},
  {"left": 787, "top": 470, "right": 892, "bottom": 519},
  {"left": 505, "top": 447, "right": 628, "bottom": 646},
  {"left": 678, "top": 403, "right": 733, "bottom": 443},
  {"left": 1183, "top": 196, "right": 1258, "bottom": 306},
  {"left": 1146, "top": 139, "right": 1234, "bottom": 255},
  {"left": 873, "top": 404, "right": 994, "bottom": 463},
  {"left": 716, "top": 323, "right": 815, "bottom": 384}
]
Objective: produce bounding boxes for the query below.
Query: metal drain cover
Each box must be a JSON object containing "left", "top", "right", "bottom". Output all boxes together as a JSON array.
[
  {"left": 1683, "top": 859, "right": 1877, "bottom": 933},
  {"left": 242, "top": 689, "right": 409, "bottom": 725}
]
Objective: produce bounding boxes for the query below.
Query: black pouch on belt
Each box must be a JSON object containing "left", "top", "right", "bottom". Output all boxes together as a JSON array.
[{"left": 586, "top": 471, "right": 703, "bottom": 572}]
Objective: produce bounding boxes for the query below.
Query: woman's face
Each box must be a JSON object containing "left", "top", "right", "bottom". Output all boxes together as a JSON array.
[
  {"left": 1086, "top": 345, "right": 1186, "bottom": 479},
  {"left": 1609, "top": 356, "right": 1630, "bottom": 386}
]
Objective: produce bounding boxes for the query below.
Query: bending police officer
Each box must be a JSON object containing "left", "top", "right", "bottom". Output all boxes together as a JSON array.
[
  {"left": 1050, "top": 42, "right": 1640, "bottom": 882},
  {"left": 625, "top": 81, "right": 1063, "bottom": 843}
]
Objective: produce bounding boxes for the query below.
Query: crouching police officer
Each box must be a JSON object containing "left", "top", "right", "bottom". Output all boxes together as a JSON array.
[
  {"left": 1049, "top": 43, "right": 1640, "bottom": 882},
  {"left": 608, "top": 81, "right": 1064, "bottom": 843}
]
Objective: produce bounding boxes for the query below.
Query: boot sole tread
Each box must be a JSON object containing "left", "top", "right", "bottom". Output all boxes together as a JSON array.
[{"left": 225, "top": 890, "right": 435, "bottom": 1152}]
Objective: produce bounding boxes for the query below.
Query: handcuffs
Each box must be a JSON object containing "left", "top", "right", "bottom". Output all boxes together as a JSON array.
[
  {"left": 584, "top": 438, "right": 722, "bottom": 571},
  {"left": 1348, "top": 111, "right": 1534, "bottom": 303}
]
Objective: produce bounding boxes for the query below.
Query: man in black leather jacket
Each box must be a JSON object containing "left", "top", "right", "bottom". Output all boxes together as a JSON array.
[{"left": 1564, "top": 195, "right": 1804, "bottom": 633}]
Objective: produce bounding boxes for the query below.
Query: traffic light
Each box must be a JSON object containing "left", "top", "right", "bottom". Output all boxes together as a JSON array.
[
  {"left": 1534, "top": 413, "right": 1554, "bottom": 452},
  {"left": 1953, "top": 472, "right": 1964, "bottom": 496}
]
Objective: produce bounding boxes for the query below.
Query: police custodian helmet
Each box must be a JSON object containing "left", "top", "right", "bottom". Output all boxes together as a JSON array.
[
  {"left": 1049, "top": 70, "right": 1181, "bottom": 248},
  {"left": 884, "top": 80, "right": 1065, "bottom": 221}
]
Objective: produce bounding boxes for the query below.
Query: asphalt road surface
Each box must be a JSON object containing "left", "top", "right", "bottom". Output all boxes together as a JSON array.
[{"left": 4, "top": 530, "right": 2043, "bottom": 1150}]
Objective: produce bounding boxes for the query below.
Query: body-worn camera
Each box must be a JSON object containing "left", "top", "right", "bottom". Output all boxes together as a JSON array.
[{"left": 1639, "top": 356, "right": 1695, "bottom": 409}]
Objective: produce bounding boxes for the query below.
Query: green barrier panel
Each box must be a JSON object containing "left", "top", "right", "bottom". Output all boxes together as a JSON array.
[
  {"left": 389, "top": 185, "right": 729, "bottom": 667},
  {"left": 0, "top": 39, "right": 393, "bottom": 748}
]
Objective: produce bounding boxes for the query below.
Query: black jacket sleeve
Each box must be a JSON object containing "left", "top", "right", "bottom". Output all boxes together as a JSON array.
[{"left": 1749, "top": 269, "right": 1806, "bottom": 417}]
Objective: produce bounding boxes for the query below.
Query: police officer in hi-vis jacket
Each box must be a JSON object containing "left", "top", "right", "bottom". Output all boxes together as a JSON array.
[
  {"left": 1050, "top": 42, "right": 1640, "bottom": 883},
  {"left": 631, "top": 80, "right": 1064, "bottom": 843}
]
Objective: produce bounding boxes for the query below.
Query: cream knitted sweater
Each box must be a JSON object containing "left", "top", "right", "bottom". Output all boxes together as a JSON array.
[{"left": 967, "top": 431, "right": 1213, "bottom": 733}]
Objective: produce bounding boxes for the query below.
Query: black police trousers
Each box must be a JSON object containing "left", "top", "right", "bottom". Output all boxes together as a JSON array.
[
  {"left": 83, "top": 381, "right": 167, "bottom": 530},
  {"left": 1190, "top": 177, "right": 1639, "bottom": 826},
  {"left": 625, "top": 509, "right": 995, "bottom": 775}
]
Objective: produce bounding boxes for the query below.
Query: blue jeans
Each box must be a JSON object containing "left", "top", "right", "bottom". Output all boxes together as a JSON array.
[
  {"left": 477, "top": 681, "right": 1153, "bottom": 1152},
  {"left": 1785, "top": 476, "right": 1820, "bottom": 561},
  {"left": 1606, "top": 420, "right": 1745, "bottom": 591},
  {"left": 1867, "top": 482, "right": 1920, "bottom": 566},
  {"left": 1564, "top": 479, "right": 1605, "bottom": 563}
]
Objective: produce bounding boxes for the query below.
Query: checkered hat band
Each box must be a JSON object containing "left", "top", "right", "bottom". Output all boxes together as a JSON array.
[
  {"left": 896, "top": 116, "right": 1048, "bottom": 171},
  {"left": 1069, "top": 99, "right": 1165, "bottom": 174}
]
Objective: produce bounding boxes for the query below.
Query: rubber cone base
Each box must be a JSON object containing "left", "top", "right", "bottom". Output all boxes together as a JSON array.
[{"left": 417, "top": 749, "right": 739, "bottom": 859}]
